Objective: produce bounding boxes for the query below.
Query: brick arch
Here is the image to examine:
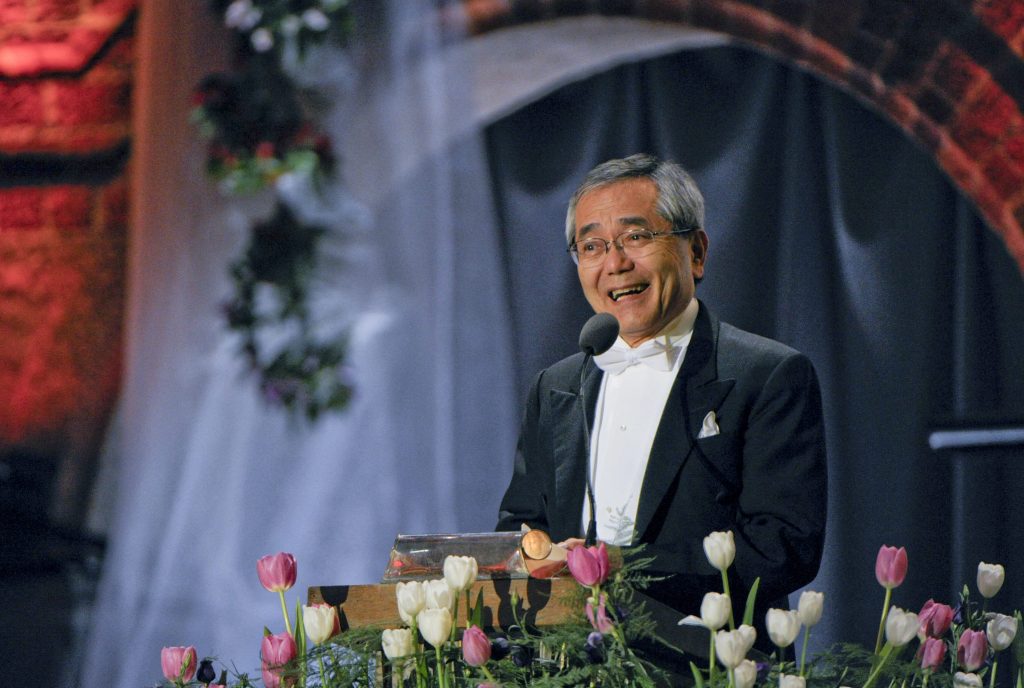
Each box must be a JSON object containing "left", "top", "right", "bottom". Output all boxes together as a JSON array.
[{"left": 460, "top": 0, "right": 1024, "bottom": 273}]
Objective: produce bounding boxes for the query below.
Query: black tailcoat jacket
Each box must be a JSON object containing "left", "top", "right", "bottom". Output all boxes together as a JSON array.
[{"left": 497, "top": 301, "right": 827, "bottom": 634}]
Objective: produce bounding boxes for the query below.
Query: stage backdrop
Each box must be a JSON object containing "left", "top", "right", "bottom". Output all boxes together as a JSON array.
[{"left": 82, "top": 5, "right": 1024, "bottom": 688}]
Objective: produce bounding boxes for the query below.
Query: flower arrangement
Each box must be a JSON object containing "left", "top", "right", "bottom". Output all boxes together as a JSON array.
[
  {"left": 189, "top": 0, "right": 355, "bottom": 420},
  {"left": 157, "top": 536, "right": 1024, "bottom": 688}
]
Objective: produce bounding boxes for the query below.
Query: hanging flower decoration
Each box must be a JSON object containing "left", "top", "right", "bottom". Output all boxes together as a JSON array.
[
  {"left": 190, "top": 61, "right": 335, "bottom": 195},
  {"left": 224, "top": 203, "right": 353, "bottom": 420},
  {"left": 192, "top": 0, "right": 354, "bottom": 420}
]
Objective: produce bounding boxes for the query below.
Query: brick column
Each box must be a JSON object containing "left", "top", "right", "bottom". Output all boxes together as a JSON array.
[{"left": 0, "top": 0, "right": 135, "bottom": 525}]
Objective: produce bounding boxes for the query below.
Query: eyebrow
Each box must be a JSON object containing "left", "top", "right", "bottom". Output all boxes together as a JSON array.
[{"left": 576, "top": 216, "right": 653, "bottom": 238}]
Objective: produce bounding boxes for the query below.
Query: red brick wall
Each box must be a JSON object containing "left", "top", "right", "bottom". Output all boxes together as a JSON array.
[
  {"left": 0, "top": 0, "right": 135, "bottom": 524},
  {"left": 459, "top": 0, "right": 1024, "bottom": 274}
]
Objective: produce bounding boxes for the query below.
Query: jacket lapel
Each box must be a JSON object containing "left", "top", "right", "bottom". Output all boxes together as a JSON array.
[
  {"left": 634, "top": 303, "right": 735, "bottom": 541},
  {"left": 549, "top": 358, "right": 602, "bottom": 539}
]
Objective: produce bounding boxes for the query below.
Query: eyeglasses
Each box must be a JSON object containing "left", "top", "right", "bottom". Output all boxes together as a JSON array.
[{"left": 567, "top": 228, "right": 695, "bottom": 267}]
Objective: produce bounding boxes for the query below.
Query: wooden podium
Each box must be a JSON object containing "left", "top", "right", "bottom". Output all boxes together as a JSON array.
[{"left": 308, "top": 576, "right": 582, "bottom": 632}]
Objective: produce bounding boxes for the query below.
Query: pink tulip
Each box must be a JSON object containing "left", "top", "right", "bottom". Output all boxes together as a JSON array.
[
  {"left": 958, "top": 629, "right": 988, "bottom": 671},
  {"left": 461, "top": 625, "right": 492, "bottom": 667},
  {"left": 920, "top": 636, "right": 946, "bottom": 670},
  {"left": 875, "top": 545, "right": 908, "bottom": 589},
  {"left": 586, "top": 593, "right": 615, "bottom": 634},
  {"left": 261, "top": 632, "right": 298, "bottom": 688},
  {"left": 566, "top": 542, "right": 610, "bottom": 587},
  {"left": 257, "top": 552, "right": 297, "bottom": 592},
  {"left": 160, "top": 646, "right": 197, "bottom": 682},
  {"left": 918, "top": 599, "right": 955, "bottom": 638}
]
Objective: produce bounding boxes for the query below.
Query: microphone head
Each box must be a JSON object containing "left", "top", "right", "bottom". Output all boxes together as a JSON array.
[{"left": 579, "top": 312, "right": 619, "bottom": 356}]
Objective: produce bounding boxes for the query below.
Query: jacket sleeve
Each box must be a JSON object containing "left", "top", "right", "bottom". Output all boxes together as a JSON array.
[{"left": 496, "top": 370, "right": 550, "bottom": 533}]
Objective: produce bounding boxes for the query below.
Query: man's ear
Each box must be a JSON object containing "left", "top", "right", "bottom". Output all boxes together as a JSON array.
[{"left": 691, "top": 229, "right": 709, "bottom": 276}]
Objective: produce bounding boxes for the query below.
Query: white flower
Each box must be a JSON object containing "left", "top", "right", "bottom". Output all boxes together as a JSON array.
[
  {"left": 703, "top": 531, "right": 736, "bottom": 572},
  {"left": 780, "top": 674, "right": 806, "bottom": 688},
  {"left": 734, "top": 659, "right": 758, "bottom": 688},
  {"left": 302, "top": 604, "right": 338, "bottom": 646},
  {"left": 715, "top": 625, "right": 756, "bottom": 668},
  {"left": 225, "top": 0, "right": 260, "bottom": 30},
  {"left": 954, "top": 672, "right": 983, "bottom": 688},
  {"left": 797, "top": 591, "right": 824, "bottom": 627},
  {"left": 381, "top": 628, "right": 415, "bottom": 659},
  {"left": 977, "top": 562, "right": 1005, "bottom": 599},
  {"left": 423, "top": 579, "right": 455, "bottom": 612},
  {"left": 302, "top": 8, "right": 330, "bottom": 31},
  {"left": 418, "top": 608, "right": 452, "bottom": 648},
  {"left": 700, "top": 592, "right": 731, "bottom": 631},
  {"left": 396, "top": 581, "right": 425, "bottom": 626},
  {"left": 987, "top": 613, "right": 1018, "bottom": 651},
  {"left": 443, "top": 555, "right": 478, "bottom": 592},
  {"left": 767, "top": 609, "right": 801, "bottom": 648},
  {"left": 885, "top": 606, "right": 919, "bottom": 647},
  {"left": 250, "top": 28, "right": 274, "bottom": 52},
  {"left": 281, "top": 15, "right": 302, "bottom": 37}
]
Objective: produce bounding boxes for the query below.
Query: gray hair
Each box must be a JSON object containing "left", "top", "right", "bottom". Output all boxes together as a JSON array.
[{"left": 564, "top": 154, "right": 705, "bottom": 246}]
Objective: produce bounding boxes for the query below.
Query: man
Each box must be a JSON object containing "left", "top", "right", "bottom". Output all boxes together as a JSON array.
[{"left": 497, "top": 154, "right": 827, "bottom": 642}]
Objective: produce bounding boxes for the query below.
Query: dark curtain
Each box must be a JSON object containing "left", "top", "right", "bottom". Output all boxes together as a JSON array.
[{"left": 485, "top": 45, "right": 1024, "bottom": 650}]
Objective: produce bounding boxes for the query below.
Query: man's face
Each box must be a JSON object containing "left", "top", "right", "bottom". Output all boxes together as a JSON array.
[{"left": 573, "top": 178, "right": 707, "bottom": 347}]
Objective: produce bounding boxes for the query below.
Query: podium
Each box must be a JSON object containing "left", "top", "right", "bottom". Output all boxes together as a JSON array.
[
  {"left": 306, "top": 531, "right": 708, "bottom": 665},
  {"left": 307, "top": 530, "right": 581, "bottom": 631}
]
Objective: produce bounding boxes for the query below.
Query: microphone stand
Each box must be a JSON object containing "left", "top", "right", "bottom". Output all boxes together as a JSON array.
[{"left": 579, "top": 355, "right": 598, "bottom": 547}]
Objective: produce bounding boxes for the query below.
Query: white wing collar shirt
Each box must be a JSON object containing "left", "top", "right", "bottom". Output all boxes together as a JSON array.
[{"left": 586, "top": 297, "right": 700, "bottom": 545}]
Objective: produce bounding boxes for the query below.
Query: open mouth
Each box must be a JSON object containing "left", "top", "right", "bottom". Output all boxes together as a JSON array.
[{"left": 609, "top": 284, "right": 649, "bottom": 301}]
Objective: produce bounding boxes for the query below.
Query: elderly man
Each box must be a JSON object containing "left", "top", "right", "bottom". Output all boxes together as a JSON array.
[{"left": 497, "top": 154, "right": 827, "bottom": 641}]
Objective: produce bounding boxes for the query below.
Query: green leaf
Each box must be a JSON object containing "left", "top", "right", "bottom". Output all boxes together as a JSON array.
[
  {"left": 742, "top": 577, "right": 761, "bottom": 627},
  {"left": 295, "top": 600, "right": 307, "bottom": 657},
  {"left": 471, "top": 588, "right": 485, "bottom": 628},
  {"left": 690, "top": 661, "right": 706, "bottom": 688}
]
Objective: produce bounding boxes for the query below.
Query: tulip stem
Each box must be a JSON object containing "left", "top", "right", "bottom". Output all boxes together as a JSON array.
[
  {"left": 721, "top": 571, "right": 735, "bottom": 629},
  {"left": 708, "top": 631, "right": 717, "bottom": 685},
  {"left": 434, "top": 645, "right": 448, "bottom": 688},
  {"left": 278, "top": 590, "right": 293, "bottom": 637},
  {"left": 874, "top": 588, "right": 892, "bottom": 655},
  {"left": 799, "top": 626, "right": 810, "bottom": 677},
  {"left": 318, "top": 654, "right": 328, "bottom": 688},
  {"left": 990, "top": 659, "right": 998, "bottom": 688},
  {"left": 862, "top": 641, "right": 894, "bottom": 688}
]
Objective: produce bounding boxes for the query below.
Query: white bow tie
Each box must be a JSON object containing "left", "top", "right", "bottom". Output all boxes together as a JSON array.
[{"left": 593, "top": 339, "right": 680, "bottom": 375}]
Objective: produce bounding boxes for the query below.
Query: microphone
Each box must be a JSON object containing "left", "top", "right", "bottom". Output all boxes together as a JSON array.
[
  {"left": 579, "top": 312, "right": 619, "bottom": 356},
  {"left": 578, "top": 312, "right": 618, "bottom": 546}
]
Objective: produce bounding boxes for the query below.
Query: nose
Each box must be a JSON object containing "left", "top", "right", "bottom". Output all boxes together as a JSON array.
[{"left": 603, "top": 238, "right": 634, "bottom": 272}]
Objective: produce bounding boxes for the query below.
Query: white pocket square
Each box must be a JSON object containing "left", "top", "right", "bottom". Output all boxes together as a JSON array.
[{"left": 698, "top": 410, "right": 720, "bottom": 439}]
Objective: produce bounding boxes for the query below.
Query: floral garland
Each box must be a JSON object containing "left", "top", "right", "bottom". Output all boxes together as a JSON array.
[
  {"left": 155, "top": 534, "right": 1024, "bottom": 688},
  {"left": 190, "top": 0, "right": 353, "bottom": 419}
]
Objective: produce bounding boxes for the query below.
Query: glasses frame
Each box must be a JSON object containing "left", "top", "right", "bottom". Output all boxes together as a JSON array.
[{"left": 567, "top": 227, "right": 697, "bottom": 266}]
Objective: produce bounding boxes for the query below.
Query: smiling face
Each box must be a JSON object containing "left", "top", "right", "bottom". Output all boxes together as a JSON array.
[{"left": 573, "top": 178, "right": 708, "bottom": 347}]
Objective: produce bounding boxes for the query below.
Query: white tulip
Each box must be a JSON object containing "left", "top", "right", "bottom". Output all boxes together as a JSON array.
[
  {"left": 884, "top": 607, "right": 920, "bottom": 647},
  {"left": 424, "top": 579, "right": 455, "bottom": 612},
  {"left": 381, "top": 628, "right": 415, "bottom": 660},
  {"left": 443, "top": 555, "right": 478, "bottom": 592},
  {"left": 396, "top": 581, "right": 425, "bottom": 626},
  {"left": 797, "top": 591, "right": 824, "bottom": 627},
  {"left": 700, "top": 592, "right": 732, "bottom": 631},
  {"left": 780, "top": 674, "right": 806, "bottom": 688},
  {"left": 977, "top": 562, "right": 1005, "bottom": 599},
  {"left": 703, "top": 531, "right": 736, "bottom": 572},
  {"left": 250, "top": 28, "right": 274, "bottom": 52},
  {"left": 954, "top": 672, "right": 983, "bottom": 688},
  {"left": 734, "top": 659, "right": 758, "bottom": 688},
  {"left": 418, "top": 608, "right": 452, "bottom": 648},
  {"left": 302, "top": 8, "right": 330, "bottom": 31},
  {"left": 766, "top": 609, "right": 801, "bottom": 648},
  {"left": 715, "top": 625, "right": 756, "bottom": 668},
  {"left": 302, "top": 604, "right": 338, "bottom": 646},
  {"left": 987, "top": 613, "right": 1018, "bottom": 651}
]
